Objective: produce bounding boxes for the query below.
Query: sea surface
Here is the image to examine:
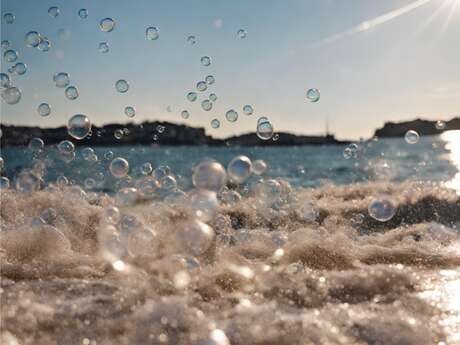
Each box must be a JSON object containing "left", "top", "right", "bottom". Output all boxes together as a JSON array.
[{"left": 1, "top": 131, "right": 460, "bottom": 345}]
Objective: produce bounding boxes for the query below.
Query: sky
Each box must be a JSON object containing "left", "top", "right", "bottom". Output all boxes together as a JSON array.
[{"left": 1, "top": 0, "right": 459, "bottom": 140}]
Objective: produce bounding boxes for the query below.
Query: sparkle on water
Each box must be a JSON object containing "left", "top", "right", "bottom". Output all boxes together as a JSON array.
[
  {"left": 115, "top": 79, "right": 129, "bottom": 93},
  {"left": 65, "top": 86, "right": 79, "bottom": 100},
  {"left": 405, "top": 130, "right": 420, "bottom": 144},
  {"left": 225, "top": 109, "right": 238, "bottom": 123},
  {"left": 200, "top": 56, "right": 211, "bottom": 66},
  {"left": 110, "top": 157, "right": 129, "bottom": 178},
  {"left": 145, "top": 26, "right": 160, "bottom": 40},
  {"left": 306, "top": 88, "right": 321, "bottom": 102},
  {"left": 368, "top": 196, "right": 397, "bottom": 222},
  {"left": 100, "top": 18, "right": 116, "bottom": 32},
  {"left": 37, "top": 103, "right": 51, "bottom": 117},
  {"left": 227, "top": 155, "right": 252, "bottom": 184},
  {"left": 67, "top": 114, "right": 91, "bottom": 140}
]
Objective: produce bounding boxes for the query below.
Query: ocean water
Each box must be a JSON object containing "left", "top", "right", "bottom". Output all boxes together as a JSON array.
[{"left": 1, "top": 131, "right": 460, "bottom": 345}]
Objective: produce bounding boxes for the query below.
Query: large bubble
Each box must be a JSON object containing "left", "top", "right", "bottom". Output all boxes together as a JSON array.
[{"left": 192, "top": 161, "right": 227, "bottom": 192}]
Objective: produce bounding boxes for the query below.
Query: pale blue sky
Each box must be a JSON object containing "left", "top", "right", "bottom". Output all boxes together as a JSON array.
[{"left": 1, "top": 0, "right": 459, "bottom": 139}]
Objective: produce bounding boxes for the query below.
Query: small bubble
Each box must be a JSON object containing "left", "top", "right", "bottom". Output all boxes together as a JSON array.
[
  {"left": 13, "top": 62, "right": 27, "bottom": 75},
  {"left": 156, "top": 125, "right": 165, "bottom": 133},
  {"left": 104, "top": 151, "right": 114, "bottom": 160},
  {"left": 1, "top": 86, "right": 22, "bottom": 105},
  {"left": 114, "top": 129, "right": 124, "bottom": 139},
  {"left": 98, "top": 42, "right": 110, "bottom": 53},
  {"left": 100, "top": 18, "right": 116, "bottom": 32},
  {"left": 225, "top": 109, "right": 238, "bottom": 122},
  {"left": 37, "top": 37, "right": 51, "bottom": 51},
  {"left": 205, "top": 75, "right": 215, "bottom": 85},
  {"left": 209, "top": 93, "right": 217, "bottom": 102},
  {"left": 197, "top": 81, "right": 207, "bottom": 92},
  {"left": 4, "top": 49, "right": 18, "bottom": 63},
  {"left": 435, "top": 120, "right": 446, "bottom": 130},
  {"left": 78, "top": 8, "right": 88, "bottom": 19},
  {"left": 252, "top": 159, "right": 267, "bottom": 175},
  {"left": 306, "top": 88, "right": 320, "bottom": 102},
  {"left": 187, "top": 35, "right": 197, "bottom": 45},
  {"left": 1, "top": 40, "right": 10, "bottom": 50},
  {"left": 237, "top": 29, "right": 247, "bottom": 39},
  {"left": 201, "top": 99, "right": 212, "bottom": 111},
  {"left": 187, "top": 92, "right": 197, "bottom": 102},
  {"left": 3, "top": 13, "right": 15, "bottom": 24},
  {"left": 201, "top": 56, "right": 211, "bottom": 66},
  {"left": 211, "top": 119, "right": 220, "bottom": 129},
  {"left": 25, "top": 31, "right": 41, "bottom": 47},
  {"left": 115, "top": 79, "right": 129, "bottom": 93},
  {"left": 124, "top": 106, "right": 136, "bottom": 118},
  {"left": 257, "top": 119, "right": 274, "bottom": 140},
  {"left": 57, "top": 140, "right": 75, "bottom": 154},
  {"left": 104, "top": 206, "right": 121, "bottom": 224},
  {"left": 193, "top": 161, "right": 227, "bottom": 192},
  {"left": 84, "top": 178, "right": 96, "bottom": 190},
  {"left": 65, "top": 86, "right": 79, "bottom": 100},
  {"left": 404, "top": 130, "right": 419, "bottom": 144},
  {"left": 368, "top": 196, "right": 396, "bottom": 222},
  {"left": 0, "top": 176, "right": 10, "bottom": 189},
  {"left": 53, "top": 72, "right": 70, "bottom": 88},
  {"left": 227, "top": 155, "right": 252, "bottom": 184},
  {"left": 28, "top": 137, "right": 44, "bottom": 152},
  {"left": 67, "top": 114, "right": 91, "bottom": 140},
  {"left": 146, "top": 26, "right": 159, "bottom": 40},
  {"left": 110, "top": 157, "right": 129, "bottom": 178},
  {"left": 48, "top": 6, "right": 60, "bottom": 18},
  {"left": 181, "top": 110, "right": 190, "bottom": 119},
  {"left": 37, "top": 103, "right": 51, "bottom": 117},
  {"left": 0, "top": 73, "right": 11, "bottom": 88},
  {"left": 243, "top": 105, "right": 253, "bottom": 115},
  {"left": 272, "top": 133, "right": 279, "bottom": 141},
  {"left": 140, "top": 162, "right": 153, "bottom": 175}
]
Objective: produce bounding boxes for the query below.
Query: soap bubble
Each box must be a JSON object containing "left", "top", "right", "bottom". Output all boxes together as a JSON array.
[
  {"left": 306, "top": 88, "right": 320, "bottom": 102},
  {"left": 205, "top": 75, "right": 215, "bottom": 85},
  {"left": 57, "top": 140, "right": 75, "bottom": 154},
  {"left": 404, "top": 130, "right": 419, "bottom": 144},
  {"left": 1, "top": 86, "right": 21, "bottom": 104},
  {"left": 187, "top": 92, "right": 197, "bottom": 102},
  {"left": 48, "top": 6, "right": 60, "bottom": 18},
  {"left": 225, "top": 109, "right": 238, "bottom": 122},
  {"left": 368, "top": 196, "right": 396, "bottom": 222},
  {"left": 104, "top": 206, "right": 121, "bottom": 224},
  {"left": 4, "top": 49, "right": 18, "bottom": 62},
  {"left": 81, "top": 147, "right": 96, "bottom": 160},
  {"left": 145, "top": 26, "right": 159, "bottom": 40},
  {"left": 181, "top": 110, "right": 190, "bottom": 119},
  {"left": 179, "top": 219, "right": 215, "bottom": 255},
  {"left": 78, "top": 8, "right": 88, "bottom": 19},
  {"left": 197, "top": 81, "right": 207, "bottom": 92},
  {"left": 53, "top": 72, "right": 70, "bottom": 88},
  {"left": 84, "top": 178, "right": 96, "bottom": 190},
  {"left": 13, "top": 62, "right": 27, "bottom": 75},
  {"left": 193, "top": 161, "right": 227, "bottom": 192},
  {"left": 110, "top": 157, "right": 129, "bottom": 178},
  {"left": 28, "top": 137, "right": 44, "bottom": 152},
  {"left": 220, "top": 189, "right": 242, "bottom": 205},
  {"left": 37, "top": 37, "right": 51, "bottom": 51},
  {"left": 124, "top": 106, "right": 136, "bottom": 118},
  {"left": 237, "top": 29, "right": 247, "bottom": 39},
  {"left": 257, "top": 119, "right": 274, "bottom": 140},
  {"left": 153, "top": 165, "right": 171, "bottom": 180},
  {"left": 138, "top": 176, "right": 159, "bottom": 197},
  {"left": 114, "top": 129, "right": 124, "bottom": 139},
  {"left": 211, "top": 119, "right": 220, "bottom": 129},
  {"left": 115, "top": 79, "right": 129, "bottom": 93},
  {"left": 25, "top": 31, "right": 41, "bottom": 47},
  {"left": 37, "top": 103, "right": 51, "bottom": 117},
  {"left": 227, "top": 155, "right": 252, "bottom": 183},
  {"left": 16, "top": 170, "right": 41, "bottom": 193},
  {"left": 100, "top": 18, "right": 116, "bottom": 32},
  {"left": 0, "top": 176, "right": 10, "bottom": 189},
  {"left": 209, "top": 93, "right": 217, "bottom": 102},
  {"left": 187, "top": 35, "right": 197, "bottom": 45},
  {"left": 65, "top": 86, "right": 79, "bottom": 100},
  {"left": 254, "top": 179, "right": 282, "bottom": 204},
  {"left": 0, "top": 73, "right": 11, "bottom": 88},
  {"left": 1, "top": 40, "right": 10, "bottom": 50},
  {"left": 252, "top": 159, "right": 267, "bottom": 175},
  {"left": 156, "top": 125, "right": 165, "bottom": 133},
  {"left": 201, "top": 99, "right": 212, "bottom": 111},
  {"left": 104, "top": 151, "right": 114, "bottom": 160},
  {"left": 140, "top": 162, "right": 153, "bottom": 175},
  {"left": 201, "top": 56, "right": 211, "bottom": 66},
  {"left": 98, "top": 42, "right": 109, "bottom": 53},
  {"left": 4, "top": 13, "right": 15, "bottom": 24},
  {"left": 189, "top": 189, "right": 219, "bottom": 222},
  {"left": 67, "top": 114, "right": 91, "bottom": 139},
  {"left": 159, "top": 175, "right": 177, "bottom": 191},
  {"left": 435, "top": 121, "right": 446, "bottom": 130}
]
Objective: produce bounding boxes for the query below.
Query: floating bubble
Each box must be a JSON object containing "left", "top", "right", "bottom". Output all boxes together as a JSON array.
[
  {"left": 84, "top": 178, "right": 96, "bottom": 190},
  {"left": 67, "top": 114, "right": 91, "bottom": 140},
  {"left": 25, "top": 31, "right": 41, "bottom": 47},
  {"left": 404, "top": 130, "right": 419, "bottom": 144},
  {"left": 257, "top": 119, "right": 274, "bottom": 140},
  {"left": 57, "top": 140, "right": 75, "bottom": 154},
  {"left": 227, "top": 155, "right": 252, "bottom": 183},
  {"left": 65, "top": 86, "right": 79, "bottom": 100},
  {"left": 13, "top": 62, "right": 27, "bottom": 75},
  {"left": 16, "top": 170, "right": 41, "bottom": 193},
  {"left": 187, "top": 35, "right": 197, "bottom": 45},
  {"left": 53, "top": 72, "right": 70, "bottom": 88},
  {"left": 98, "top": 42, "right": 110, "bottom": 53},
  {"left": 110, "top": 157, "right": 129, "bottom": 178},
  {"left": 115, "top": 79, "right": 129, "bottom": 93},
  {"left": 100, "top": 18, "right": 116, "bottom": 32},
  {"left": 138, "top": 176, "right": 159, "bottom": 197},
  {"left": 81, "top": 147, "right": 95, "bottom": 161},
  {"left": 104, "top": 206, "right": 121, "bottom": 224},
  {"left": 1, "top": 40, "right": 10, "bottom": 50},
  {"left": 114, "top": 129, "right": 124, "bottom": 139},
  {"left": 181, "top": 110, "right": 190, "bottom": 119},
  {"left": 104, "top": 151, "right": 114, "bottom": 160},
  {"left": 187, "top": 92, "right": 197, "bottom": 102},
  {"left": 306, "top": 88, "right": 320, "bottom": 102},
  {"left": 140, "top": 162, "right": 153, "bottom": 175},
  {"left": 237, "top": 29, "right": 247, "bottom": 39},
  {"left": 368, "top": 196, "right": 396, "bottom": 222},
  {"left": 78, "top": 8, "right": 88, "bottom": 19},
  {"left": 0, "top": 73, "right": 10, "bottom": 88},
  {"left": 37, "top": 103, "right": 51, "bottom": 117},
  {"left": 156, "top": 125, "right": 165, "bottom": 133},
  {"left": 159, "top": 175, "right": 177, "bottom": 191},
  {"left": 0, "top": 176, "right": 10, "bottom": 189},
  {"left": 28, "top": 137, "right": 44, "bottom": 151},
  {"left": 145, "top": 26, "right": 159, "bottom": 40},
  {"left": 201, "top": 56, "right": 211, "bottom": 66},
  {"left": 1, "top": 86, "right": 21, "bottom": 104},
  {"left": 211, "top": 119, "right": 220, "bottom": 129},
  {"left": 209, "top": 93, "right": 217, "bottom": 102},
  {"left": 343, "top": 147, "right": 353, "bottom": 160},
  {"left": 272, "top": 133, "right": 280, "bottom": 141},
  {"left": 48, "top": 6, "right": 60, "bottom": 18},
  {"left": 205, "top": 75, "right": 215, "bottom": 85},
  {"left": 197, "top": 81, "right": 207, "bottom": 92},
  {"left": 243, "top": 105, "right": 253, "bottom": 115},
  {"left": 220, "top": 189, "right": 242, "bottom": 205},
  {"left": 254, "top": 179, "right": 282, "bottom": 204},
  {"left": 435, "top": 120, "right": 446, "bottom": 130},
  {"left": 3, "top": 13, "right": 15, "bottom": 24},
  {"left": 201, "top": 99, "right": 212, "bottom": 111},
  {"left": 56, "top": 175, "right": 68, "bottom": 187},
  {"left": 37, "top": 37, "right": 51, "bottom": 51},
  {"left": 4, "top": 49, "right": 18, "bottom": 62},
  {"left": 179, "top": 219, "right": 215, "bottom": 255},
  {"left": 225, "top": 109, "right": 238, "bottom": 123},
  {"left": 193, "top": 161, "right": 227, "bottom": 192},
  {"left": 252, "top": 159, "right": 267, "bottom": 175},
  {"left": 124, "top": 106, "right": 136, "bottom": 118},
  {"left": 153, "top": 165, "right": 171, "bottom": 180}
]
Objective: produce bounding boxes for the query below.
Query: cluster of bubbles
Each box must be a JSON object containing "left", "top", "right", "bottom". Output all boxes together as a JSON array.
[{"left": 25, "top": 30, "right": 51, "bottom": 52}]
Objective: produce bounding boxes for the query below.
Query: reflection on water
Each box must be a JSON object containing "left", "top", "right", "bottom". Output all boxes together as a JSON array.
[{"left": 442, "top": 130, "right": 460, "bottom": 194}]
